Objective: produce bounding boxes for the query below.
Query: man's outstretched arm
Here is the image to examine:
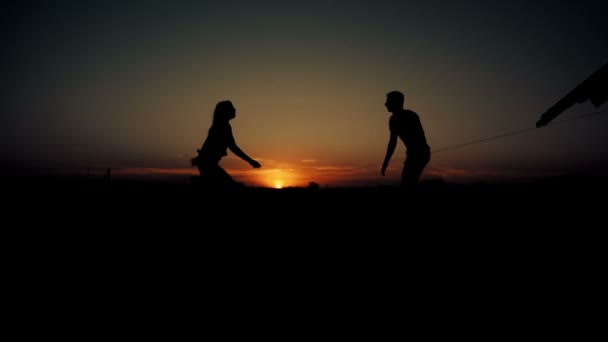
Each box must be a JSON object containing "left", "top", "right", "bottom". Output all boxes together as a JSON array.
[{"left": 381, "top": 133, "right": 397, "bottom": 176}]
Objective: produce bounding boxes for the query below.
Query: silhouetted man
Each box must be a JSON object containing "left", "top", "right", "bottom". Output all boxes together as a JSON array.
[
  {"left": 191, "top": 100, "right": 261, "bottom": 188},
  {"left": 381, "top": 91, "right": 431, "bottom": 190}
]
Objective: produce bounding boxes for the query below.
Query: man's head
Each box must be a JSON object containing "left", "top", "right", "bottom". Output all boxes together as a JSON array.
[{"left": 385, "top": 91, "right": 404, "bottom": 113}]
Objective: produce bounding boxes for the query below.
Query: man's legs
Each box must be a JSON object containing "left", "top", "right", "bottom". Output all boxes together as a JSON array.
[{"left": 401, "top": 151, "right": 431, "bottom": 190}]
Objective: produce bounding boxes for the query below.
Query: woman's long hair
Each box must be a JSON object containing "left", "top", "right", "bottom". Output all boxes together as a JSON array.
[{"left": 212, "top": 100, "right": 235, "bottom": 125}]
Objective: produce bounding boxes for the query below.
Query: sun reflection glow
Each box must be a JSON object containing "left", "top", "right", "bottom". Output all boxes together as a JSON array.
[{"left": 257, "top": 167, "right": 313, "bottom": 188}]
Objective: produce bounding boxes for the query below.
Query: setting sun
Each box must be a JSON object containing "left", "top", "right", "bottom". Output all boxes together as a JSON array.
[
  {"left": 252, "top": 168, "right": 308, "bottom": 189},
  {"left": 5, "top": 2, "right": 606, "bottom": 188}
]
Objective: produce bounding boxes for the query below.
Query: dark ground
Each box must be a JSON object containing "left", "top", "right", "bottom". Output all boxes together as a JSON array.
[
  {"left": 5, "top": 174, "right": 605, "bottom": 223},
  {"left": 5, "top": 174, "right": 604, "bottom": 262},
  {"left": 4, "top": 174, "right": 603, "bottom": 313}
]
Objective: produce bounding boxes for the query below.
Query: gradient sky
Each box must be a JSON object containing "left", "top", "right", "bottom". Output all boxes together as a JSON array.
[{"left": 2, "top": 0, "right": 607, "bottom": 187}]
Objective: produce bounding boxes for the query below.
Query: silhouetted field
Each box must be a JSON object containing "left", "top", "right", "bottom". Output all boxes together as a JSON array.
[
  {"left": 5, "top": 174, "right": 605, "bottom": 221},
  {"left": 5, "top": 174, "right": 603, "bottom": 284}
]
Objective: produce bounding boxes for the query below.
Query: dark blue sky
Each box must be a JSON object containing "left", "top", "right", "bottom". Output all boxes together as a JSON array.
[{"left": 2, "top": 0, "right": 607, "bottom": 186}]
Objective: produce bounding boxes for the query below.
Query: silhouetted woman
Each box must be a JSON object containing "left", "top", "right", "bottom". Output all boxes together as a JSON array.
[{"left": 191, "top": 100, "right": 261, "bottom": 187}]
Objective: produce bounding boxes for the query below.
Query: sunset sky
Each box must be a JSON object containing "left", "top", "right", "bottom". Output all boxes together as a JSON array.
[{"left": 2, "top": 0, "right": 607, "bottom": 187}]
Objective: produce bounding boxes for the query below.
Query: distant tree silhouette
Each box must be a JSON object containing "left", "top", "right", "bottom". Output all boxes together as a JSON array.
[{"left": 307, "top": 181, "right": 320, "bottom": 190}]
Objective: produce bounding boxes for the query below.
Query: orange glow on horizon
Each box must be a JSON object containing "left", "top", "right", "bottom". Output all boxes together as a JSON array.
[
  {"left": 255, "top": 168, "right": 304, "bottom": 188},
  {"left": 115, "top": 163, "right": 393, "bottom": 187},
  {"left": 113, "top": 162, "right": 519, "bottom": 187},
  {"left": 241, "top": 163, "right": 390, "bottom": 188},
  {"left": 116, "top": 167, "right": 198, "bottom": 176}
]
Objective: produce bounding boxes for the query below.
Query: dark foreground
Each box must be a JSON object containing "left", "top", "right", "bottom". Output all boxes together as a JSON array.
[
  {"left": 5, "top": 175, "right": 606, "bottom": 222},
  {"left": 6, "top": 174, "right": 604, "bottom": 264},
  {"left": 4, "top": 175, "right": 603, "bottom": 307}
]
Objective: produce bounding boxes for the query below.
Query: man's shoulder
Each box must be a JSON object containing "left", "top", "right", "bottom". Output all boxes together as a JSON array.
[
  {"left": 389, "top": 114, "right": 398, "bottom": 125},
  {"left": 390, "top": 110, "right": 418, "bottom": 121}
]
